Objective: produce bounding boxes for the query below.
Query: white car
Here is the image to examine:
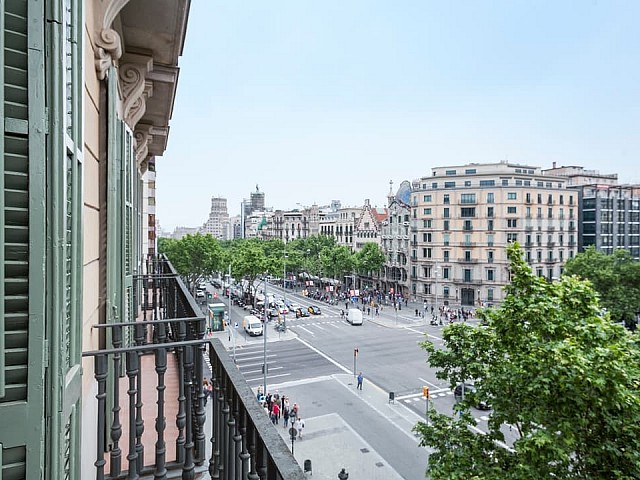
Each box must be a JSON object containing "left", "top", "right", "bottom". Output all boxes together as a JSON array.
[{"left": 196, "top": 290, "right": 205, "bottom": 298}]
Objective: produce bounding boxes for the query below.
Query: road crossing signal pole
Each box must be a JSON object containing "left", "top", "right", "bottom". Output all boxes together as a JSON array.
[
  {"left": 422, "top": 386, "right": 430, "bottom": 425},
  {"left": 353, "top": 348, "right": 359, "bottom": 378}
]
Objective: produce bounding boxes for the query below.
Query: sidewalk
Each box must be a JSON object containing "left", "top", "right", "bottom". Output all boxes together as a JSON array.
[{"left": 262, "top": 374, "right": 430, "bottom": 479}]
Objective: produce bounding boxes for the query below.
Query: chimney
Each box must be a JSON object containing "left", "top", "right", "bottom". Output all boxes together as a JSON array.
[{"left": 552, "top": 161, "right": 556, "bottom": 168}]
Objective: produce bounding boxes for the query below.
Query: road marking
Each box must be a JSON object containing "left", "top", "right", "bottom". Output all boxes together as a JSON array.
[
  {"left": 405, "top": 326, "right": 442, "bottom": 341},
  {"left": 296, "top": 325, "right": 315, "bottom": 335},
  {"left": 246, "top": 373, "right": 291, "bottom": 382},
  {"left": 240, "top": 360, "right": 279, "bottom": 368},
  {"left": 313, "top": 324, "right": 326, "bottom": 330},
  {"left": 329, "top": 323, "right": 341, "bottom": 329},
  {"left": 295, "top": 337, "right": 351, "bottom": 374},
  {"left": 418, "top": 377, "right": 441, "bottom": 388},
  {"left": 243, "top": 366, "right": 284, "bottom": 375},
  {"left": 236, "top": 354, "right": 278, "bottom": 362}
]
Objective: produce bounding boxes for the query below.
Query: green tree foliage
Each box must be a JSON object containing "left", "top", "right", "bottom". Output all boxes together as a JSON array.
[
  {"left": 563, "top": 246, "right": 640, "bottom": 326},
  {"left": 415, "top": 242, "right": 640, "bottom": 480},
  {"left": 159, "top": 234, "right": 222, "bottom": 292},
  {"left": 354, "top": 242, "right": 386, "bottom": 276},
  {"left": 320, "top": 244, "right": 354, "bottom": 283}
]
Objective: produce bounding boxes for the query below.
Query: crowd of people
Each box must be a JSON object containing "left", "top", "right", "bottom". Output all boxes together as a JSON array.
[{"left": 256, "top": 387, "right": 305, "bottom": 439}]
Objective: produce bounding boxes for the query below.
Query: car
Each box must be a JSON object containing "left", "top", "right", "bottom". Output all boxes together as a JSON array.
[
  {"left": 295, "top": 308, "right": 310, "bottom": 318},
  {"left": 198, "top": 282, "right": 207, "bottom": 290},
  {"left": 196, "top": 290, "right": 205, "bottom": 298},
  {"left": 454, "top": 383, "right": 491, "bottom": 410},
  {"left": 308, "top": 305, "right": 322, "bottom": 315},
  {"left": 267, "top": 307, "right": 279, "bottom": 319}
]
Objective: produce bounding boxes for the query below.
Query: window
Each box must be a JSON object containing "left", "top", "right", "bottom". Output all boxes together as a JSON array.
[
  {"left": 464, "top": 234, "right": 472, "bottom": 245},
  {"left": 444, "top": 194, "right": 450, "bottom": 204},
  {"left": 461, "top": 193, "right": 476, "bottom": 204},
  {"left": 464, "top": 181, "right": 471, "bottom": 187},
  {"left": 487, "top": 234, "right": 494, "bottom": 246},
  {"left": 443, "top": 250, "right": 450, "bottom": 261},
  {"left": 548, "top": 207, "right": 553, "bottom": 218},
  {"left": 502, "top": 179, "right": 509, "bottom": 186},
  {"left": 444, "top": 181, "right": 456, "bottom": 188},
  {"left": 487, "top": 192, "right": 495, "bottom": 203},
  {"left": 461, "top": 207, "right": 476, "bottom": 217},
  {"left": 464, "top": 269, "right": 472, "bottom": 282},
  {"left": 422, "top": 248, "right": 432, "bottom": 258},
  {"left": 507, "top": 233, "right": 518, "bottom": 243},
  {"left": 443, "top": 286, "right": 450, "bottom": 297},
  {"left": 526, "top": 193, "right": 532, "bottom": 203},
  {"left": 507, "top": 192, "right": 517, "bottom": 200},
  {"left": 487, "top": 269, "right": 495, "bottom": 281},
  {"left": 537, "top": 193, "right": 542, "bottom": 204},
  {"left": 443, "top": 267, "right": 450, "bottom": 279},
  {"left": 488, "top": 219, "right": 494, "bottom": 231},
  {"left": 487, "top": 206, "right": 494, "bottom": 218},
  {"left": 464, "top": 250, "right": 472, "bottom": 261},
  {"left": 443, "top": 208, "right": 450, "bottom": 218},
  {"left": 507, "top": 206, "right": 517, "bottom": 214},
  {"left": 465, "top": 169, "right": 477, "bottom": 174},
  {"left": 559, "top": 195, "right": 564, "bottom": 205},
  {"left": 423, "top": 284, "right": 431, "bottom": 294},
  {"left": 515, "top": 179, "right": 523, "bottom": 186},
  {"left": 443, "top": 233, "right": 450, "bottom": 245},
  {"left": 423, "top": 194, "right": 432, "bottom": 202},
  {"left": 424, "top": 266, "right": 431, "bottom": 277},
  {"left": 480, "top": 180, "right": 496, "bottom": 187},
  {"left": 423, "top": 208, "right": 432, "bottom": 215},
  {"left": 446, "top": 170, "right": 457, "bottom": 176},
  {"left": 537, "top": 250, "right": 542, "bottom": 261},
  {"left": 548, "top": 194, "right": 553, "bottom": 204},
  {"left": 487, "top": 288, "right": 494, "bottom": 301},
  {"left": 432, "top": 182, "right": 438, "bottom": 189},
  {"left": 423, "top": 232, "right": 432, "bottom": 242},
  {"left": 488, "top": 250, "right": 494, "bottom": 263},
  {"left": 423, "top": 219, "right": 432, "bottom": 228},
  {"left": 507, "top": 219, "right": 517, "bottom": 228},
  {"left": 464, "top": 220, "right": 473, "bottom": 231}
]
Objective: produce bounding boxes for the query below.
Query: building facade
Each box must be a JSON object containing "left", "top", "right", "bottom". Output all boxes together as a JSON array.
[
  {"left": 574, "top": 184, "right": 640, "bottom": 259},
  {"left": 411, "top": 162, "right": 578, "bottom": 307},
  {"left": 380, "top": 181, "right": 412, "bottom": 297},
  {"left": 201, "top": 196, "right": 230, "bottom": 240}
]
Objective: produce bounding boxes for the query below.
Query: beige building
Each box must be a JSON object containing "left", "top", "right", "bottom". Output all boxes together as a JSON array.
[
  {"left": 411, "top": 162, "right": 578, "bottom": 307},
  {"left": 201, "top": 196, "right": 230, "bottom": 240}
]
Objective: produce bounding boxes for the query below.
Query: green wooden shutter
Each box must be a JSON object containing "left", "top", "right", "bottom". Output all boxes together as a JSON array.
[
  {"left": 43, "top": 0, "right": 83, "bottom": 478},
  {"left": 0, "top": 1, "right": 47, "bottom": 478}
]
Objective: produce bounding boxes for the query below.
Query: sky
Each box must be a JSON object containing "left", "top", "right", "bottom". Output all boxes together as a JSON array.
[{"left": 157, "top": 0, "right": 640, "bottom": 231}]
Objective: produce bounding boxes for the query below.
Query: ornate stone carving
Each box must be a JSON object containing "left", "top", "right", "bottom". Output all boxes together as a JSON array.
[
  {"left": 94, "top": 0, "right": 132, "bottom": 79},
  {"left": 134, "top": 124, "right": 153, "bottom": 167},
  {"left": 119, "top": 54, "right": 153, "bottom": 130}
]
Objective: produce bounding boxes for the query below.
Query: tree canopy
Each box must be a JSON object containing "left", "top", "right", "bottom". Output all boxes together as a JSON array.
[
  {"left": 354, "top": 242, "right": 386, "bottom": 276},
  {"left": 563, "top": 246, "right": 640, "bottom": 327},
  {"left": 415, "top": 242, "right": 640, "bottom": 480},
  {"left": 159, "top": 233, "right": 222, "bottom": 292}
]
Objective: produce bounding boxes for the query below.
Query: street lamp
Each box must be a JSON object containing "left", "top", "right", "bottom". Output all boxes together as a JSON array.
[
  {"left": 263, "top": 275, "right": 268, "bottom": 396},
  {"left": 434, "top": 264, "right": 441, "bottom": 322},
  {"left": 283, "top": 244, "right": 287, "bottom": 326}
]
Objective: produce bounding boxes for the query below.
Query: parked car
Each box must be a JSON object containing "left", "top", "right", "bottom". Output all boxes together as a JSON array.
[
  {"left": 308, "top": 305, "right": 322, "bottom": 315},
  {"left": 295, "top": 308, "right": 310, "bottom": 318},
  {"left": 454, "top": 383, "right": 491, "bottom": 410},
  {"left": 196, "top": 290, "right": 205, "bottom": 298}
]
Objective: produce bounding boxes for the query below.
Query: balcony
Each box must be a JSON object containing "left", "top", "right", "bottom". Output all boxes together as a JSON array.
[
  {"left": 547, "top": 242, "right": 556, "bottom": 247},
  {"left": 545, "top": 258, "right": 558, "bottom": 264},
  {"left": 548, "top": 226, "right": 555, "bottom": 231},
  {"left": 458, "top": 258, "right": 478, "bottom": 263},
  {"left": 82, "top": 255, "right": 304, "bottom": 480}
]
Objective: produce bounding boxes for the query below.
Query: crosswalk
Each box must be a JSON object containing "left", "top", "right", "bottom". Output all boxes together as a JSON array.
[{"left": 397, "top": 388, "right": 493, "bottom": 424}]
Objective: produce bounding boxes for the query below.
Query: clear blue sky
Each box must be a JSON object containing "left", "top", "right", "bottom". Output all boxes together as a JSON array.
[{"left": 157, "top": 0, "right": 640, "bottom": 231}]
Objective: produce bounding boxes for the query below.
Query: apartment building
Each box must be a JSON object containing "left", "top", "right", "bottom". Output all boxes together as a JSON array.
[
  {"left": 574, "top": 184, "right": 640, "bottom": 259},
  {"left": 411, "top": 162, "right": 578, "bottom": 307},
  {"left": 380, "top": 181, "right": 412, "bottom": 297}
]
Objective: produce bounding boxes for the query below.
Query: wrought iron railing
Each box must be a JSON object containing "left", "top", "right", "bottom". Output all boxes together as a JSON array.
[{"left": 82, "top": 255, "right": 304, "bottom": 479}]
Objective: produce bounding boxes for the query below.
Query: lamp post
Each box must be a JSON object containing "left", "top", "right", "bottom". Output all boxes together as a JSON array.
[
  {"left": 227, "top": 264, "right": 236, "bottom": 362},
  {"left": 434, "top": 264, "right": 440, "bottom": 322},
  {"left": 263, "top": 275, "right": 268, "bottom": 397},
  {"left": 283, "top": 244, "right": 287, "bottom": 326}
]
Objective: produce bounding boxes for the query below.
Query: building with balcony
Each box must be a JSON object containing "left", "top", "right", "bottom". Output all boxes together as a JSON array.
[
  {"left": 380, "top": 181, "right": 412, "bottom": 297},
  {"left": 0, "top": 1, "right": 304, "bottom": 478},
  {"left": 411, "top": 162, "right": 578, "bottom": 307}
]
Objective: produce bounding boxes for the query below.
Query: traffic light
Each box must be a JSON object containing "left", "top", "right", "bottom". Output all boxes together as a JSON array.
[
  {"left": 354, "top": 348, "right": 359, "bottom": 358},
  {"left": 422, "top": 386, "right": 430, "bottom": 399}
]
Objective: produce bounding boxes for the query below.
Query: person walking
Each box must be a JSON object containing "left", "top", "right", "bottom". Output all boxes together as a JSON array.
[
  {"left": 357, "top": 372, "right": 363, "bottom": 390},
  {"left": 271, "top": 402, "right": 279, "bottom": 424},
  {"left": 294, "top": 417, "right": 305, "bottom": 439},
  {"left": 283, "top": 406, "right": 290, "bottom": 428}
]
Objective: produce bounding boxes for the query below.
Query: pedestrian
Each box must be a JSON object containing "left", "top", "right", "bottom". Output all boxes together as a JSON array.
[
  {"left": 271, "top": 403, "right": 280, "bottom": 424},
  {"left": 294, "top": 417, "right": 305, "bottom": 439},
  {"left": 357, "top": 372, "right": 363, "bottom": 390},
  {"left": 367, "top": 307, "right": 370, "bottom": 316},
  {"left": 202, "top": 379, "right": 210, "bottom": 406},
  {"left": 283, "top": 407, "right": 290, "bottom": 428}
]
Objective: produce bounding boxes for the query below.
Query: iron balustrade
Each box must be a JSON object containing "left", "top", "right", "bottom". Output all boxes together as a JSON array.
[{"left": 83, "top": 256, "right": 304, "bottom": 480}]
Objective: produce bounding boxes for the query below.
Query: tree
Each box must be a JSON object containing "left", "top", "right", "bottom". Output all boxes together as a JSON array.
[
  {"left": 414, "top": 242, "right": 640, "bottom": 480},
  {"left": 319, "top": 244, "right": 354, "bottom": 286},
  {"left": 159, "top": 233, "right": 222, "bottom": 292},
  {"left": 354, "top": 242, "right": 385, "bottom": 277},
  {"left": 563, "top": 246, "right": 640, "bottom": 327}
]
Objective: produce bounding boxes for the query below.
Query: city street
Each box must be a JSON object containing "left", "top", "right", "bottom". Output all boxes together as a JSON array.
[{"left": 199, "top": 281, "right": 517, "bottom": 477}]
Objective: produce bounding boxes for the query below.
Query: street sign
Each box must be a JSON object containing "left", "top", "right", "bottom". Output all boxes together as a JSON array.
[{"left": 289, "top": 427, "right": 297, "bottom": 438}]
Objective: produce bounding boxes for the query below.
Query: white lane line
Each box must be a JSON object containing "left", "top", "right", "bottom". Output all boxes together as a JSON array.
[
  {"left": 313, "top": 324, "right": 326, "bottom": 330},
  {"left": 243, "top": 366, "right": 284, "bottom": 375},
  {"left": 246, "top": 373, "right": 291, "bottom": 382},
  {"left": 236, "top": 354, "right": 278, "bottom": 362},
  {"left": 295, "top": 337, "right": 351, "bottom": 374},
  {"left": 329, "top": 323, "right": 342, "bottom": 329},
  {"left": 297, "top": 325, "right": 315, "bottom": 335},
  {"left": 240, "top": 360, "right": 279, "bottom": 368},
  {"left": 418, "top": 377, "right": 441, "bottom": 388}
]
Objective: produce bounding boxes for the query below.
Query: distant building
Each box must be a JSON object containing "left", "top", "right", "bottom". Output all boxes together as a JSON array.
[
  {"left": 573, "top": 184, "right": 640, "bottom": 259},
  {"left": 230, "top": 215, "right": 243, "bottom": 239},
  {"left": 380, "top": 181, "right": 412, "bottom": 297},
  {"left": 542, "top": 163, "right": 618, "bottom": 186},
  {"left": 201, "top": 196, "right": 230, "bottom": 240},
  {"left": 241, "top": 185, "right": 266, "bottom": 238},
  {"left": 172, "top": 226, "right": 199, "bottom": 239},
  {"left": 411, "top": 162, "right": 578, "bottom": 307}
]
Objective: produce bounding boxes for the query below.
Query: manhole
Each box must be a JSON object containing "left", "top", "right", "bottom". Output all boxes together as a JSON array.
[
  {"left": 375, "top": 462, "right": 384, "bottom": 468},
  {"left": 360, "top": 448, "right": 369, "bottom": 454}
]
